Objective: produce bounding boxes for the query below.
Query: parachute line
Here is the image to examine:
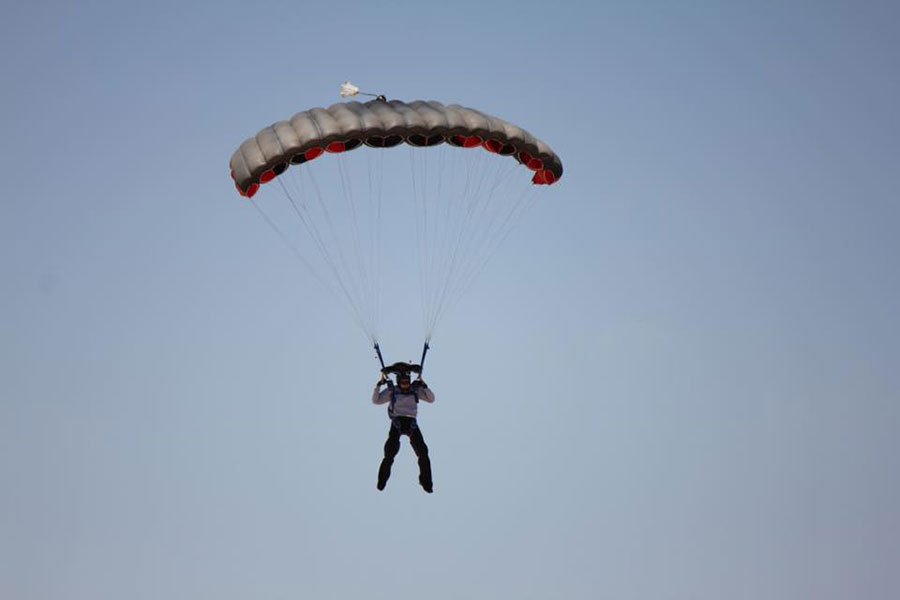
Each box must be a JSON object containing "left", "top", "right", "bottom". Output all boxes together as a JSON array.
[
  {"left": 244, "top": 134, "right": 552, "bottom": 345},
  {"left": 402, "top": 145, "right": 540, "bottom": 340},
  {"left": 248, "top": 196, "right": 373, "bottom": 342},
  {"left": 274, "top": 175, "right": 376, "bottom": 342}
]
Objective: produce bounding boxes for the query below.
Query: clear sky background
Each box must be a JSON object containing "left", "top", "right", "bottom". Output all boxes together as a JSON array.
[{"left": 2, "top": 1, "right": 898, "bottom": 599}]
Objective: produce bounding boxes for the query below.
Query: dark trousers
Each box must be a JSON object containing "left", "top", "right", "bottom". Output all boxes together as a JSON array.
[{"left": 378, "top": 417, "right": 432, "bottom": 490}]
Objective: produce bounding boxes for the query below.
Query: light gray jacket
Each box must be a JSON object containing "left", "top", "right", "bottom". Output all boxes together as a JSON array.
[{"left": 372, "top": 384, "right": 435, "bottom": 418}]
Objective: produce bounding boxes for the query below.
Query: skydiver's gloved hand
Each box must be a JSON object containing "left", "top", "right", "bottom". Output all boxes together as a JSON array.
[
  {"left": 415, "top": 378, "right": 428, "bottom": 389},
  {"left": 377, "top": 374, "right": 388, "bottom": 387}
]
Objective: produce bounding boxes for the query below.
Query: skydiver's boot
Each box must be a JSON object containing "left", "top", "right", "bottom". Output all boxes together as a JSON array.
[
  {"left": 418, "top": 459, "right": 433, "bottom": 494},
  {"left": 410, "top": 428, "right": 432, "bottom": 493},
  {"left": 419, "top": 448, "right": 434, "bottom": 494},
  {"left": 377, "top": 458, "right": 393, "bottom": 491}
]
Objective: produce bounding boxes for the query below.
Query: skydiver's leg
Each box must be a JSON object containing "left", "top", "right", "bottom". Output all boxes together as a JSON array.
[
  {"left": 409, "top": 425, "right": 432, "bottom": 493},
  {"left": 377, "top": 424, "right": 401, "bottom": 490}
]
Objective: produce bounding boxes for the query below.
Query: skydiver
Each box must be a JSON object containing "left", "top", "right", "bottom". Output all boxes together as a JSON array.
[{"left": 372, "top": 368, "right": 435, "bottom": 493}]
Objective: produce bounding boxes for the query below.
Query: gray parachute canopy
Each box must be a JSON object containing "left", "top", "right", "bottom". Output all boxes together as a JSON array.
[{"left": 229, "top": 99, "right": 563, "bottom": 197}]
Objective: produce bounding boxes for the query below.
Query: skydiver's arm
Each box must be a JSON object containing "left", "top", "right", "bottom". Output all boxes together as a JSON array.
[
  {"left": 372, "top": 386, "right": 391, "bottom": 405},
  {"left": 417, "top": 385, "right": 435, "bottom": 403}
]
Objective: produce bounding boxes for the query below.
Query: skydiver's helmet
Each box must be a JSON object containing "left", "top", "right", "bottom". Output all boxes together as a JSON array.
[{"left": 396, "top": 372, "right": 412, "bottom": 390}]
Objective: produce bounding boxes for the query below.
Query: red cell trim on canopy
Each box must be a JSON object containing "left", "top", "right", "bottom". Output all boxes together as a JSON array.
[
  {"left": 259, "top": 169, "right": 276, "bottom": 183},
  {"left": 482, "top": 139, "right": 503, "bottom": 153},
  {"left": 304, "top": 147, "right": 324, "bottom": 161},
  {"left": 517, "top": 149, "right": 544, "bottom": 171},
  {"left": 326, "top": 141, "right": 346, "bottom": 153},
  {"left": 531, "top": 169, "right": 557, "bottom": 185},
  {"left": 463, "top": 135, "right": 482, "bottom": 148}
]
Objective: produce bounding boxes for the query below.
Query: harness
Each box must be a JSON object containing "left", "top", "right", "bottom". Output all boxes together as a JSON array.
[
  {"left": 387, "top": 382, "right": 421, "bottom": 418},
  {"left": 374, "top": 343, "right": 429, "bottom": 419}
]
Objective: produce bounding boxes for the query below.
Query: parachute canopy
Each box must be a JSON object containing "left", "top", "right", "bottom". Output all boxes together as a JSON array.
[
  {"left": 229, "top": 99, "right": 563, "bottom": 199},
  {"left": 228, "top": 96, "right": 563, "bottom": 344}
]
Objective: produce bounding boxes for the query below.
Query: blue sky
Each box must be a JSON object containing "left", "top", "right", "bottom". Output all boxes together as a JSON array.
[{"left": 2, "top": 1, "right": 898, "bottom": 599}]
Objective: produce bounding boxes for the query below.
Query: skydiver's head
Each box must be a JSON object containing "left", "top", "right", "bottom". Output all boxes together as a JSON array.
[{"left": 397, "top": 372, "right": 412, "bottom": 392}]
